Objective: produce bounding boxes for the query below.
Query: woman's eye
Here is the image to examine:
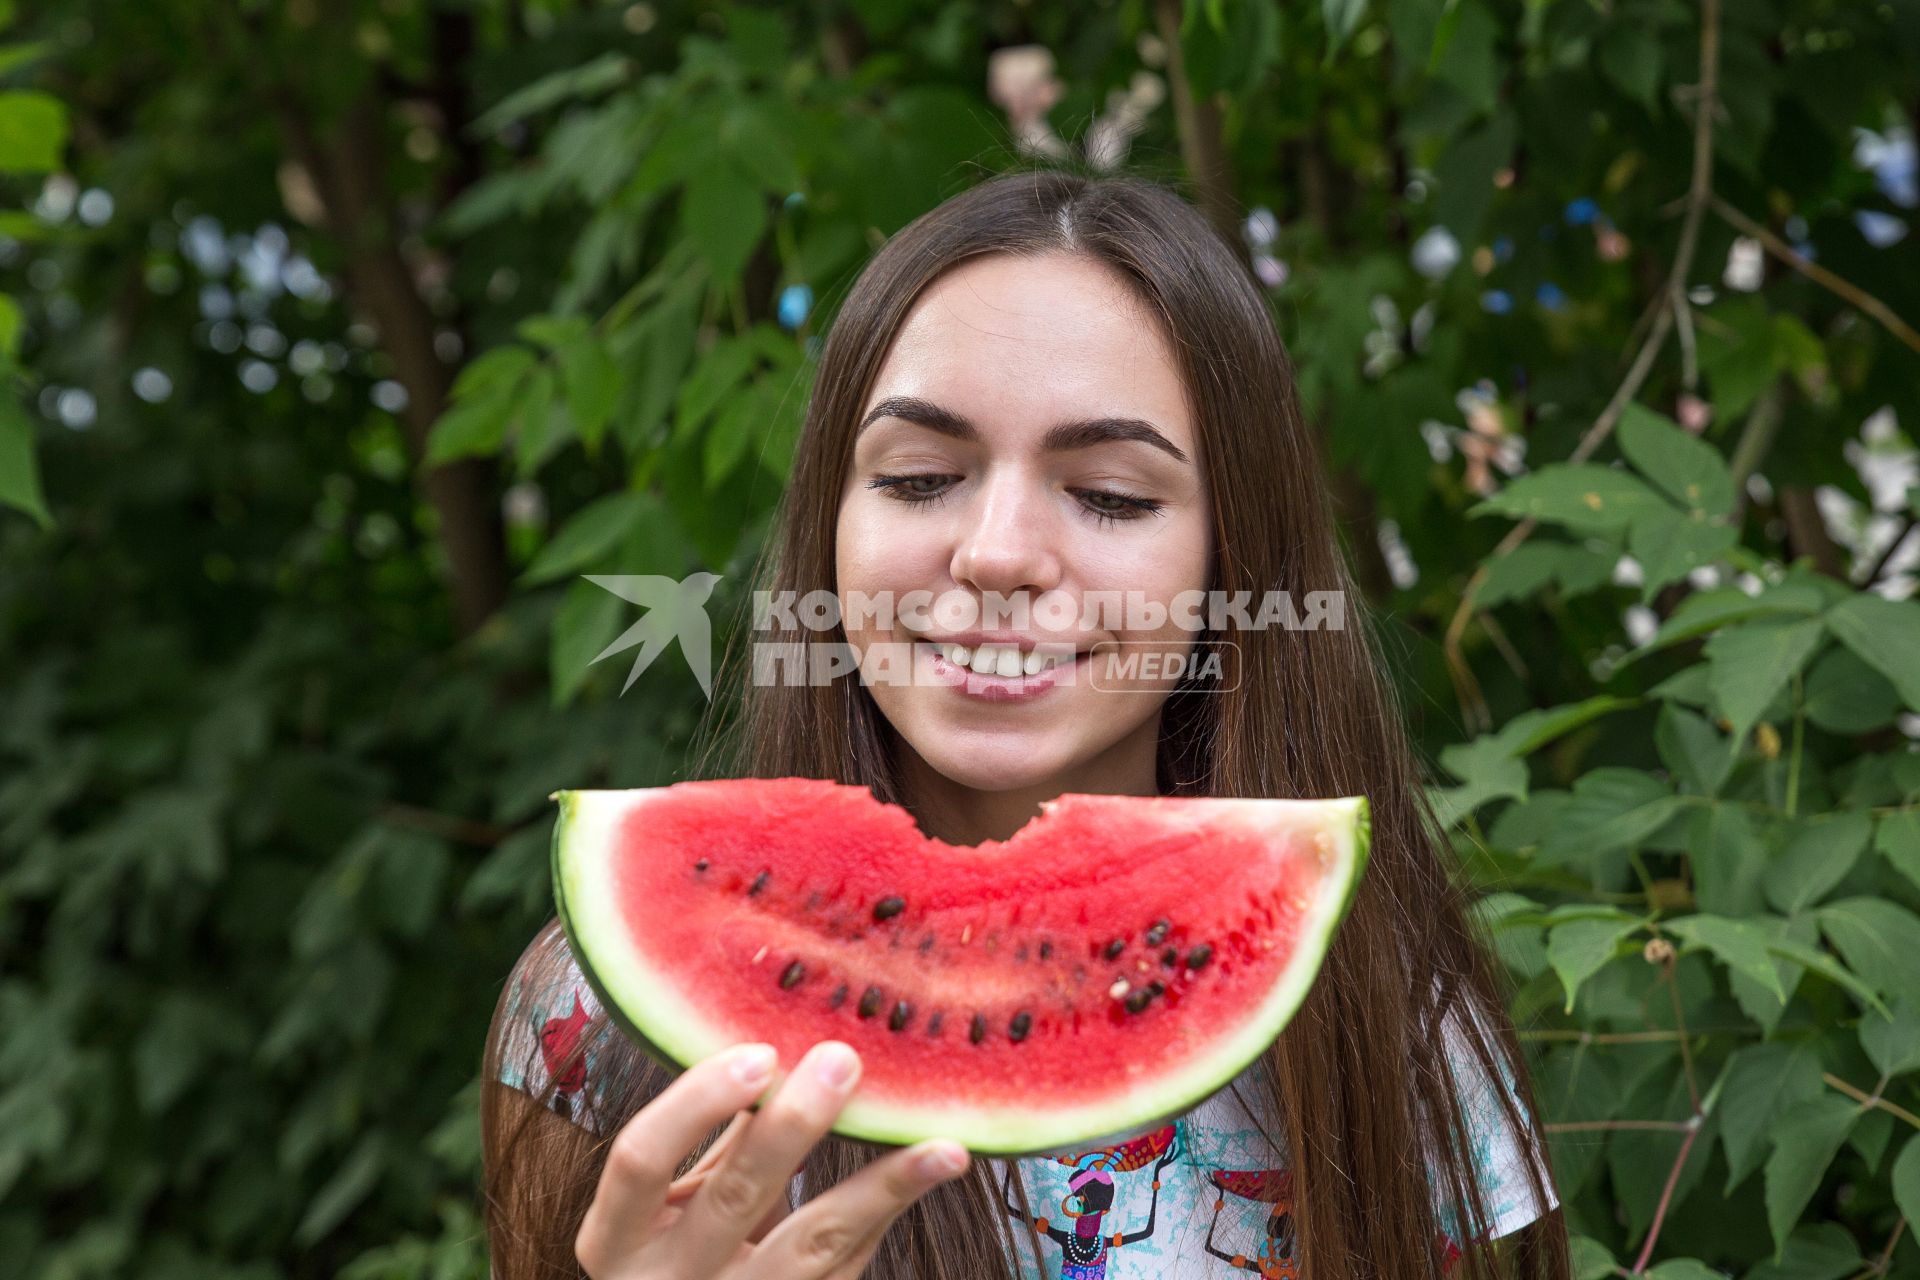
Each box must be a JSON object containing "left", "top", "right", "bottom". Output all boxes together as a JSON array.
[{"left": 865, "top": 474, "right": 1165, "bottom": 526}]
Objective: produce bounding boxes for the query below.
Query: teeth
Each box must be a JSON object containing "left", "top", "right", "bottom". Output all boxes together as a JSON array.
[{"left": 937, "top": 642, "right": 1074, "bottom": 678}]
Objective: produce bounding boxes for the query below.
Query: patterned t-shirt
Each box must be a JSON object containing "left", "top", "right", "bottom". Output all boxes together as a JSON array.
[{"left": 493, "top": 926, "right": 1558, "bottom": 1278}]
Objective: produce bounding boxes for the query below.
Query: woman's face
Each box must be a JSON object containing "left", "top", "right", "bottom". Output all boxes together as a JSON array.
[{"left": 836, "top": 251, "right": 1212, "bottom": 809}]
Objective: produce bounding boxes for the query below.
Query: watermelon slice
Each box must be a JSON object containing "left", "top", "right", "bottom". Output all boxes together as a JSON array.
[{"left": 550, "top": 778, "right": 1369, "bottom": 1155}]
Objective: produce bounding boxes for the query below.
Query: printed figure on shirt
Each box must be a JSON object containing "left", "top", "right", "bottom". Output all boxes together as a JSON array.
[
  {"left": 1002, "top": 1123, "right": 1182, "bottom": 1279},
  {"left": 1202, "top": 1167, "right": 1298, "bottom": 1278}
]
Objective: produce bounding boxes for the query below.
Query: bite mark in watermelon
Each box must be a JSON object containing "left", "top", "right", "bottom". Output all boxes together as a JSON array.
[{"left": 550, "top": 778, "right": 1370, "bottom": 1154}]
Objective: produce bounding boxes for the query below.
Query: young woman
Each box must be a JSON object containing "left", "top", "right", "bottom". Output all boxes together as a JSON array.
[{"left": 482, "top": 169, "right": 1570, "bottom": 1280}]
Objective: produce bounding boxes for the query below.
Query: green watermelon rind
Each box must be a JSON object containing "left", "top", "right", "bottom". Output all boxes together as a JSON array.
[{"left": 550, "top": 786, "right": 1371, "bottom": 1157}]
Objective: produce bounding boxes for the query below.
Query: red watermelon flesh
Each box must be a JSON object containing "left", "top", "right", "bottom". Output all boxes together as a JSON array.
[{"left": 551, "top": 778, "right": 1369, "bottom": 1155}]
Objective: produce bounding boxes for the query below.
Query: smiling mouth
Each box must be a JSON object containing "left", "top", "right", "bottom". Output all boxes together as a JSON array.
[{"left": 924, "top": 640, "right": 1082, "bottom": 679}]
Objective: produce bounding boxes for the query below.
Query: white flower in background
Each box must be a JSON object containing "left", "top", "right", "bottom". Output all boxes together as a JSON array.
[
  {"left": 1723, "top": 236, "right": 1763, "bottom": 290},
  {"left": 988, "top": 46, "right": 1069, "bottom": 160},
  {"left": 1411, "top": 225, "right": 1460, "bottom": 279},
  {"left": 1085, "top": 71, "right": 1164, "bottom": 171}
]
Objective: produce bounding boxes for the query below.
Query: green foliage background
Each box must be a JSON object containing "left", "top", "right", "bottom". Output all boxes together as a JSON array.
[{"left": 3, "top": 0, "right": 1920, "bottom": 1277}]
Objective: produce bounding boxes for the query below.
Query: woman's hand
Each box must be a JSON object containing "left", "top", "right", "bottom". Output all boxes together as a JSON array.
[{"left": 573, "top": 1040, "right": 971, "bottom": 1279}]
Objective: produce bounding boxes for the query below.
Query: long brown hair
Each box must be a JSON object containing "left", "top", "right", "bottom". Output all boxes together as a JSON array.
[{"left": 482, "top": 166, "right": 1570, "bottom": 1280}]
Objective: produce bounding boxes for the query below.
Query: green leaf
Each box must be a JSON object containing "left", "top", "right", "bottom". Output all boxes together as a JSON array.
[
  {"left": 675, "top": 331, "right": 763, "bottom": 442},
  {"left": 1471, "top": 540, "right": 1617, "bottom": 607},
  {"left": 1703, "top": 616, "right": 1825, "bottom": 750},
  {"left": 1719, "top": 1040, "right": 1823, "bottom": 1194},
  {"left": 1662, "top": 914, "right": 1785, "bottom": 1000},
  {"left": 1494, "top": 694, "right": 1637, "bottom": 756},
  {"left": 1470, "top": 463, "right": 1668, "bottom": 535},
  {"left": 1431, "top": 733, "right": 1529, "bottom": 826},
  {"left": 1431, "top": 0, "right": 1497, "bottom": 111},
  {"left": 469, "top": 50, "right": 630, "bottom": 135},
  {"left": 557, "top": 336, "right": 620, "bottom": 451},
  {"left": 1698, "top": 299, "right": 1778, "bottom": 420},
  {"left": 681, "top": 160, "right": 766, "bottom": 287},
  {"left": 1860, "top": 997, "right": 1920, "bottom": 1078},
  {"left": 1618, "top": 403, "right": 1735, "bottom": 517},
  {"left": 1764, "top": 1094, "right": 1859, "bottom": 1259},
  {"left": 523, "top": 491, "right": 652, "bottom": 586},
  {"left": 1741, "top": 1222, "right": 1862, "bottom": 1280},
  {"left": 0, "top": 293, "right": 21, "bottom": 360},
  {"left": 1650, "top": 664, "right": 1714, "bottom": 708},
  {"left": 512, "top": 366, "right": 571, "bottom": 478},
  {"left": 426, "top": 391, "right": 516, "bottom": 465},
  {"left": 1816, "top": 897, "right": 1920, "bottom": 998},
  {"left": 1632, "top": 582, "right": 1825, "bottom": 656},
  {"left": 1825, "top": 594, "right": 1920, "bottom": 712},
  {"left": 1655, "top": 703, "right": 1732, "bottom": 796},
  {"left": 1539, "top": 768, "right": 1683, "bottom": 867},
  {"left": 1764, "top": 934, "right": 1890, "bottom": 1019},
  {"left": 451, "top": 345, "right": 538, "bottom": 399},
  {"left": 1762, "top": 810, "right": 1873, "bottom": 915},
  {"left": 550, "top": 577, "right": 626, "bottom": 707},
  {"left": 1323, "top": 0, "right": 1370, "bottom": 56},
  {"left": 1545, "top": 911, "right": 1644, "bottom": 1013},
  {"left": 0, "top": 90, "right": 65, "bottom": 172},
  {"left": 703, "top": 373, "right": 772, "bottom": 491},
  {"left": 0, "top": 394, "right": 48, "bottom": 526},
  {"left": 1598, "top": 23, "right": 1663, "bottom": 113},
  {"left": 1473, "top": 892, "right": 1549, "bottom": 981},
  {"left": 1894, "top": 1134, "right": 1920, "bottom": 1240},
  {"left": 1644, "top": 1261, "right": 1720, "bottom": 1280},
  {"left": 1728, "top": 911, "right": 1816, "bottom": 1034},
  {"left": 1801, "top": 644, "right": 1903, "bottom": 733},
  {"left": 295, "top": 1133, "right": 388, "bottom": 1247},
  {"left": 1875, "top": 809, "right": 1920, "bottom": 894},
  {"left": 516, "top": 312, "right": 592, "bottom": 352},
  {"left": 1689, "top": 801, "right": 1766, "bottom": 915},
  {"left": 1852, "top": 1101, "right": 1897, "bottom": 1172},
  {"left": 1568, "top": 1236, "right": 1617, "bottom": 1280},
  {"left": 1628, "top": 507, "right": 1739, "bottom": 601}
]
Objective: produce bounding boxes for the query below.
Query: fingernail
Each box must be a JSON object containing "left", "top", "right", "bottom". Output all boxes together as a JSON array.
[
  {"left": 809, "top": 1042, "right": 859, "bottom": 1090},
  {"left": 917, "top": 1141, "right": 968, "bottom": 1178},
  {"left": 731, "top": 1044, "right": 777, "bottom": 1087}
]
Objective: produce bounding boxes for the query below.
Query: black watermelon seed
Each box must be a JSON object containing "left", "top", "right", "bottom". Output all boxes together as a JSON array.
[
  {"left": 969, "top": 1013, "right": 988, "bottom": 1045},
  {"left": 1185, "top": 944, "right": 1213, "bottom": 971},
  {"left": 1148, "top": 980, "right": 1165, "bottom": 997},
  {"left": 1125, "top": 989, "right": 1153, "bottom": 1014},
  {"left": 1145, "top": 919, "right": 1169, "bottom": 946},
  {"left": 919, "top": 934, "right": 935, "bottom": 955},
  {"left": 858, "top": 986, "right": 884, "bottom": 1018},
  {"left": 1009, "top": 1011, "right": 1032, "bottom": 1042},
  {"left": 1161, "top": 947, "right": 1178, "bottom": 967},
  {"left": 889, "top": 1001, "right": 913, "bottom": 1032},
  {"left": 748, "top": 871, "right": 770, "bottom": 896},
  {"left": 1039, "top": 941, "right": 1053, "bottom": 960},
  {"left": 927, "top": 1011, "right": 945, "bottom": 1037},
  {"left": 873, "top": 896, "right": 906, "bottom": 922},
  {"left": 1104, "top": 938, "right": 1127, "bottom": 960},
  {"left": 829, "top": 983, "right": 848, "bottom": 1009},
  {"left": 694, "top": 858, "right": 708, "bottom": 872},
  {"left": 779, "top": 961, "right": 805, "bottom": 990}
]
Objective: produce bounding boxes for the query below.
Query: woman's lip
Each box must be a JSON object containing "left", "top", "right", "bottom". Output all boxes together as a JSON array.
[{"left": 921, "top": 642, "right": 1089, "bottom": 702}]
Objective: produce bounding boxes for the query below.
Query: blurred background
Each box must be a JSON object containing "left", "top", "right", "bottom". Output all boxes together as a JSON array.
[{"left": 3, "top": 1, "right": 1920, "bottom": 1277}]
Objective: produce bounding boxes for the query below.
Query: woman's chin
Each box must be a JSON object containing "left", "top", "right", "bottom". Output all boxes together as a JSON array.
[{"left": 909, "top": 741, "right": 1076, "bottom": 796}]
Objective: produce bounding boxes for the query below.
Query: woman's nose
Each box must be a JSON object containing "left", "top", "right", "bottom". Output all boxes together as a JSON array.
[{"left": 949, "top": 475, "right": 1064, "bottom": 598}]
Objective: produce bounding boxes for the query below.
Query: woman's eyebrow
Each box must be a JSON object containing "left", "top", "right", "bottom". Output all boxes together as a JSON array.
[{"left": 857, "top": 395, "right": 1190, "bottom": 466}]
